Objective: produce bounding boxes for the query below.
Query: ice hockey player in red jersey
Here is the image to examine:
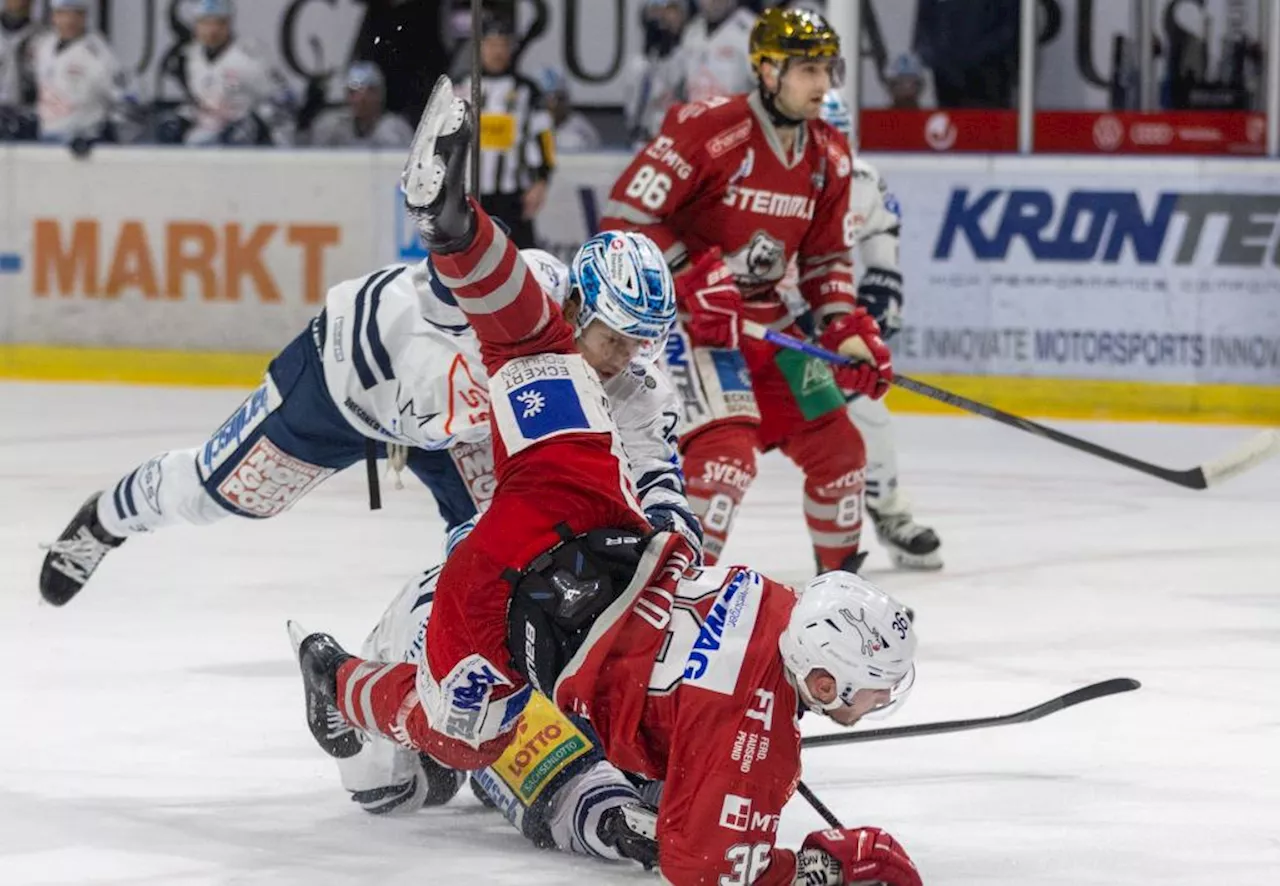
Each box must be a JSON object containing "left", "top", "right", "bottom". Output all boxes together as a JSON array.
[
  {"left": 291, "top": 78, "right": 920, "bottom": 886},
  {"left": 601, "top": 7, "right": 891, "bottom": 572}
]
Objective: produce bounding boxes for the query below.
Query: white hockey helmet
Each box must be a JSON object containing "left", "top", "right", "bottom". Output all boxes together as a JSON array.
[{"left": 779, "top": 571, "right": 917, "bottom": 717}]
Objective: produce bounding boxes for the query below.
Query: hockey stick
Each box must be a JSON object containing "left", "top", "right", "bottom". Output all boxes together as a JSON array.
[
  {"left": 364, "top": 440, "right": 382, "bottom": 510},
  {"left": 800, "top": 677, "right": 1140, "bottom": 749},
  {"left": 797, "top": 780, "right": 843, "bottom": 829},
  {"left": 470, "top": 0, "right": 482, "bottom": 200},
  {"left": 741, "top": 321, "right": 1280, "bottom": 490}
]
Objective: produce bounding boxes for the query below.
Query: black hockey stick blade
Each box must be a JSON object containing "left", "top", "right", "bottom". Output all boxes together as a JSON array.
[
  {"left": 893, "top": 375, "right": 1280, "bottom": 491},
  {"left": 802, "top": 678, "right": 1141, "bottom": 749}
]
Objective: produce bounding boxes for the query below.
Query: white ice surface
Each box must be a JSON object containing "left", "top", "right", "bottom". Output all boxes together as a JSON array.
[{"left": 1, "top": 381, "right": 1277, "bottom": 886}]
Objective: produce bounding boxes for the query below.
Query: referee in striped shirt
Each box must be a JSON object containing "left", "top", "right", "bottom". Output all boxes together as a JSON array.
[{"left": 455, "top": 15, "right": 555, "bottom": 249}]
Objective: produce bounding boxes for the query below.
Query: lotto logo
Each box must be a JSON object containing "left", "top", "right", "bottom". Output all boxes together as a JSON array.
[
  {"left": 216, "top": 439, "right": 332, "bottom": 518},
  {"left": 719, "top": 794, "right": 752, "bottom": 832}
]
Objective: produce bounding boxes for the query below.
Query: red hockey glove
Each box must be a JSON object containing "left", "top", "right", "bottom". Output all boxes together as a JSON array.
[
  {"left": 817, "top": 308, "right": 893, "bottom": 400},
  {"left": 799, "top": 827, "right": 922, "bottom": 886},
  {"left": 675, "top": 249, "right": 744, "bottom": 349}
]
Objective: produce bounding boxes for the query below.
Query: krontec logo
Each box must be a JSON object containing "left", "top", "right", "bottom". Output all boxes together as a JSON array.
[{"left": 934, "top": 189, "right": 1280, "bottom": 266}]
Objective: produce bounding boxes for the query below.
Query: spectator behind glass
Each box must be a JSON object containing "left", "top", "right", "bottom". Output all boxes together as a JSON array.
[
  {"left": 677, "top": 0, "right": 756, "bottom": 103},
  {"left": 536, "top": 66, "right": 601, "bottom": 152},
  {"left": 32, "top": 0, "right": 139, "bottom": 144},
  {"left": 156, "top": 0, "right": 296, "bottom": 146},
  {"left": 913, "top": 0, "right": 1019, "bottom": 108},
  {"left": 624, "top": 0, "right": 689, "bottom": 145},
  {"left": 0, "top": 0, "right": 39, "bottom": 140},
  {"left": 884, "top": 52, "right": 925, "bottom": 110},
  {"left": 308, "top": 62, "right": 413, "bottom": 148}
]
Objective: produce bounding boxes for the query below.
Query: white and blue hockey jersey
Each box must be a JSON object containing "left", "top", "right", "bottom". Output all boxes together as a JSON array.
[{"left": 319, "top": 252, "right": 700, "bottom": 549}]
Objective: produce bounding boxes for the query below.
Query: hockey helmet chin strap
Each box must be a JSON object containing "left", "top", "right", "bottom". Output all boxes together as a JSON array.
[{"left": 757, "top": 62, "right": 806, "bottom": 129}]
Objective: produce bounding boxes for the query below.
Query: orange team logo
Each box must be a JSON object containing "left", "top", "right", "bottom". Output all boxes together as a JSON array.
[{"left": 444, "top": 353, "right": 490, "bottom": 435}]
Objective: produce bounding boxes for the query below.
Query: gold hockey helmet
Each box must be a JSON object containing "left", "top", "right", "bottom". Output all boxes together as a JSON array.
[{"left": 749, "top": 7, "right": 843, "bottom": 83}]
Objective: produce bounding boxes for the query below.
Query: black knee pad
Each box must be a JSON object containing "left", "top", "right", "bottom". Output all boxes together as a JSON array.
[{"left": 506, "top": 525, "right": 647, "bottom": 694}]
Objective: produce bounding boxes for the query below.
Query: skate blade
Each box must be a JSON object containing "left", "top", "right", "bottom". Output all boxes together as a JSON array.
[
  {"left": 886, "top": 548, "right": 944, "bottom": 571},
  {"left": 402, "top": 75, "right": 465, "bottom": 209},
  {"left": 286, "top": 619, "right": 310, "bottom": 657}
]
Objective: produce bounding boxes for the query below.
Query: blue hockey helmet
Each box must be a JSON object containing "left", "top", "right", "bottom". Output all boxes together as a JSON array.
[
  {"left": 819, "top": 89, "right": 853, "bottom": 140},
  {"left": 570, "top": 231, "right": 676, "bottom": 354}
]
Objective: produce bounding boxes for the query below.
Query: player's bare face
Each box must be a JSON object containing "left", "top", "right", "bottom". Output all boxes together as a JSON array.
[
  {"left": 577, "top": 321, "right": 645, "bottom": 379},
  {"left": 805, "top": 670, "right": 892, "bottom": 726},
  {"left": 51, "top": 9, "right": 85, "bottom": 40},
  {"left": 826, "top": 688, "right": 893, "bottom": 726},
  {"left": 776, "top": 60, "right": 834, "bottom": 120}
]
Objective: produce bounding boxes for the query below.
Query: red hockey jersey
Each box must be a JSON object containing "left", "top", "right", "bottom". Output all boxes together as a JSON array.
[
  {"left": 601, "top": 91, "right": 857, "bottom": 329},
  {"left": 555, "top": 539, "right": 805, "bottom": 886}
]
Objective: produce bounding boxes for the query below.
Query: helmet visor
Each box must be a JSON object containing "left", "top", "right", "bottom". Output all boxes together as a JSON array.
[{"left": 854, "top": 663, "right": 916, "bottom": 720}]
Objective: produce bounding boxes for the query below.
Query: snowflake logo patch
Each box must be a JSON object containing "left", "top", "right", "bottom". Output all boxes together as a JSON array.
[
  {"left": 506, "top": 378, "right": 591, "bottom": 441},
  {"left": 517, "top": 389, "right": 546, "bottom": 419}
]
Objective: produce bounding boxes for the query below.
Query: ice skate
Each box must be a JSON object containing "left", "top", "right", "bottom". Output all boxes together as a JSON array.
[
  {"left": 287, "top": 621, "right": 362, "bottom": 759},
  {"left": 402, "top": 74, "right": 474, "bottom": 252},
  {"left": 599, "top": 802, "right": 659, "bottom": 869},
  {"left": 869, "top": 492, "right": 942, "bottom": 571},
  {"left": 39, "top": 493, "right": 125, "bottom": 606}
]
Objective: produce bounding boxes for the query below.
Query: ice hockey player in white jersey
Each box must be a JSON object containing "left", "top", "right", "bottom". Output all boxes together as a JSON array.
[
  {"left": 782, "top": 91, "right": 943, "bottom": 569},
  {"left": 0, "top": 0, "right": 39, "bottom": 138},
  {"left": 674, "top": 0, "right": 756, "bottom": 104},
  {"left": 307, "top": 61, "right": 413, "bottom": 149},
  {"left": 39, "top": 233, "right": 698, "bottom": 605},
  {"left": 157, "top": 0, "right": 295, "bottom": 146},
  {"left": 30, "top": 0, "right": 138, "bottom": 143},
  {"left": 298, "top": 563, "right": 658, "bottom": 868}
]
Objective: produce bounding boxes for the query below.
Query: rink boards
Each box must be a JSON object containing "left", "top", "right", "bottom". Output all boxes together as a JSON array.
[{"left": 0, "top": 145, "right": 1276, "bottom": 423}]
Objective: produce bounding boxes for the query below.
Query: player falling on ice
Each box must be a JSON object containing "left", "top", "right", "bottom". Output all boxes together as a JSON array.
[
  {"left": 292, "top": 231, "right": 698, "bottom": 870},
  {"left": 37, "top": 238, "right": 700, "bottom": 606},
  {"left": 601, "top": 7, "right": 894, "bottom": 573},
  {"left": 290, "top": 77, "right": 921, "bottom": 886},
  {"left": 305, "top": 563, "right": 662, "bottom": 868}
]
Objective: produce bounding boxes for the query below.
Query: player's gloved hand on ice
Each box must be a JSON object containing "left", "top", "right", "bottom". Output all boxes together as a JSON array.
[
  {"left": 798, "top": 827, "right": 921, "bottom": 886},
  {"left": 857, "top": 268, "right": 904, "bottom": 342},
  {"left": 817, "top": 308, "right": 893, "bottom": 400},
  {"left": 675, "top": 249, "right": 744, "bottom": 349}
]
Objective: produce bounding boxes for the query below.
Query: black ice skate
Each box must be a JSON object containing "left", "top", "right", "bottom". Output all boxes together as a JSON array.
[
  {"left": 599, "top": 802, "right": 659, "bottom": 869},
  {"left": 869, "top": 502, "right": 943, "bottom": 571},
  {"left": 402, "top": 75, "right": 475, "bottom": 253},
  {"left": 287, "top": 621, "right": 362, "bottom": 759},
  {"left": 39, "top": 492, "right": 125, "bottom": 606}
]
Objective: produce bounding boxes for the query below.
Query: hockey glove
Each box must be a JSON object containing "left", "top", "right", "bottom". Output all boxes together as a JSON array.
[
  {"left": 857, "top": 267, "right": 904, "bottom": 342},
  {"left": 817, "top": 308, "right": 893, "bottom": 400},
  {"left": 645, "top": 504, "right": 704, "bottom": 565},
  {"left": 799, "top": 827, "right": 921, "bottom": 886},
  {"left": 675, "top": 249, "right": 744, "bottom": 349}
]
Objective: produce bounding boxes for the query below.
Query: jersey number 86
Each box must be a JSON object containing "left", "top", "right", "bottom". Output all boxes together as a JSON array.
[{"left": 624, "top": 165, "right": 673, "bottom": 211}]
